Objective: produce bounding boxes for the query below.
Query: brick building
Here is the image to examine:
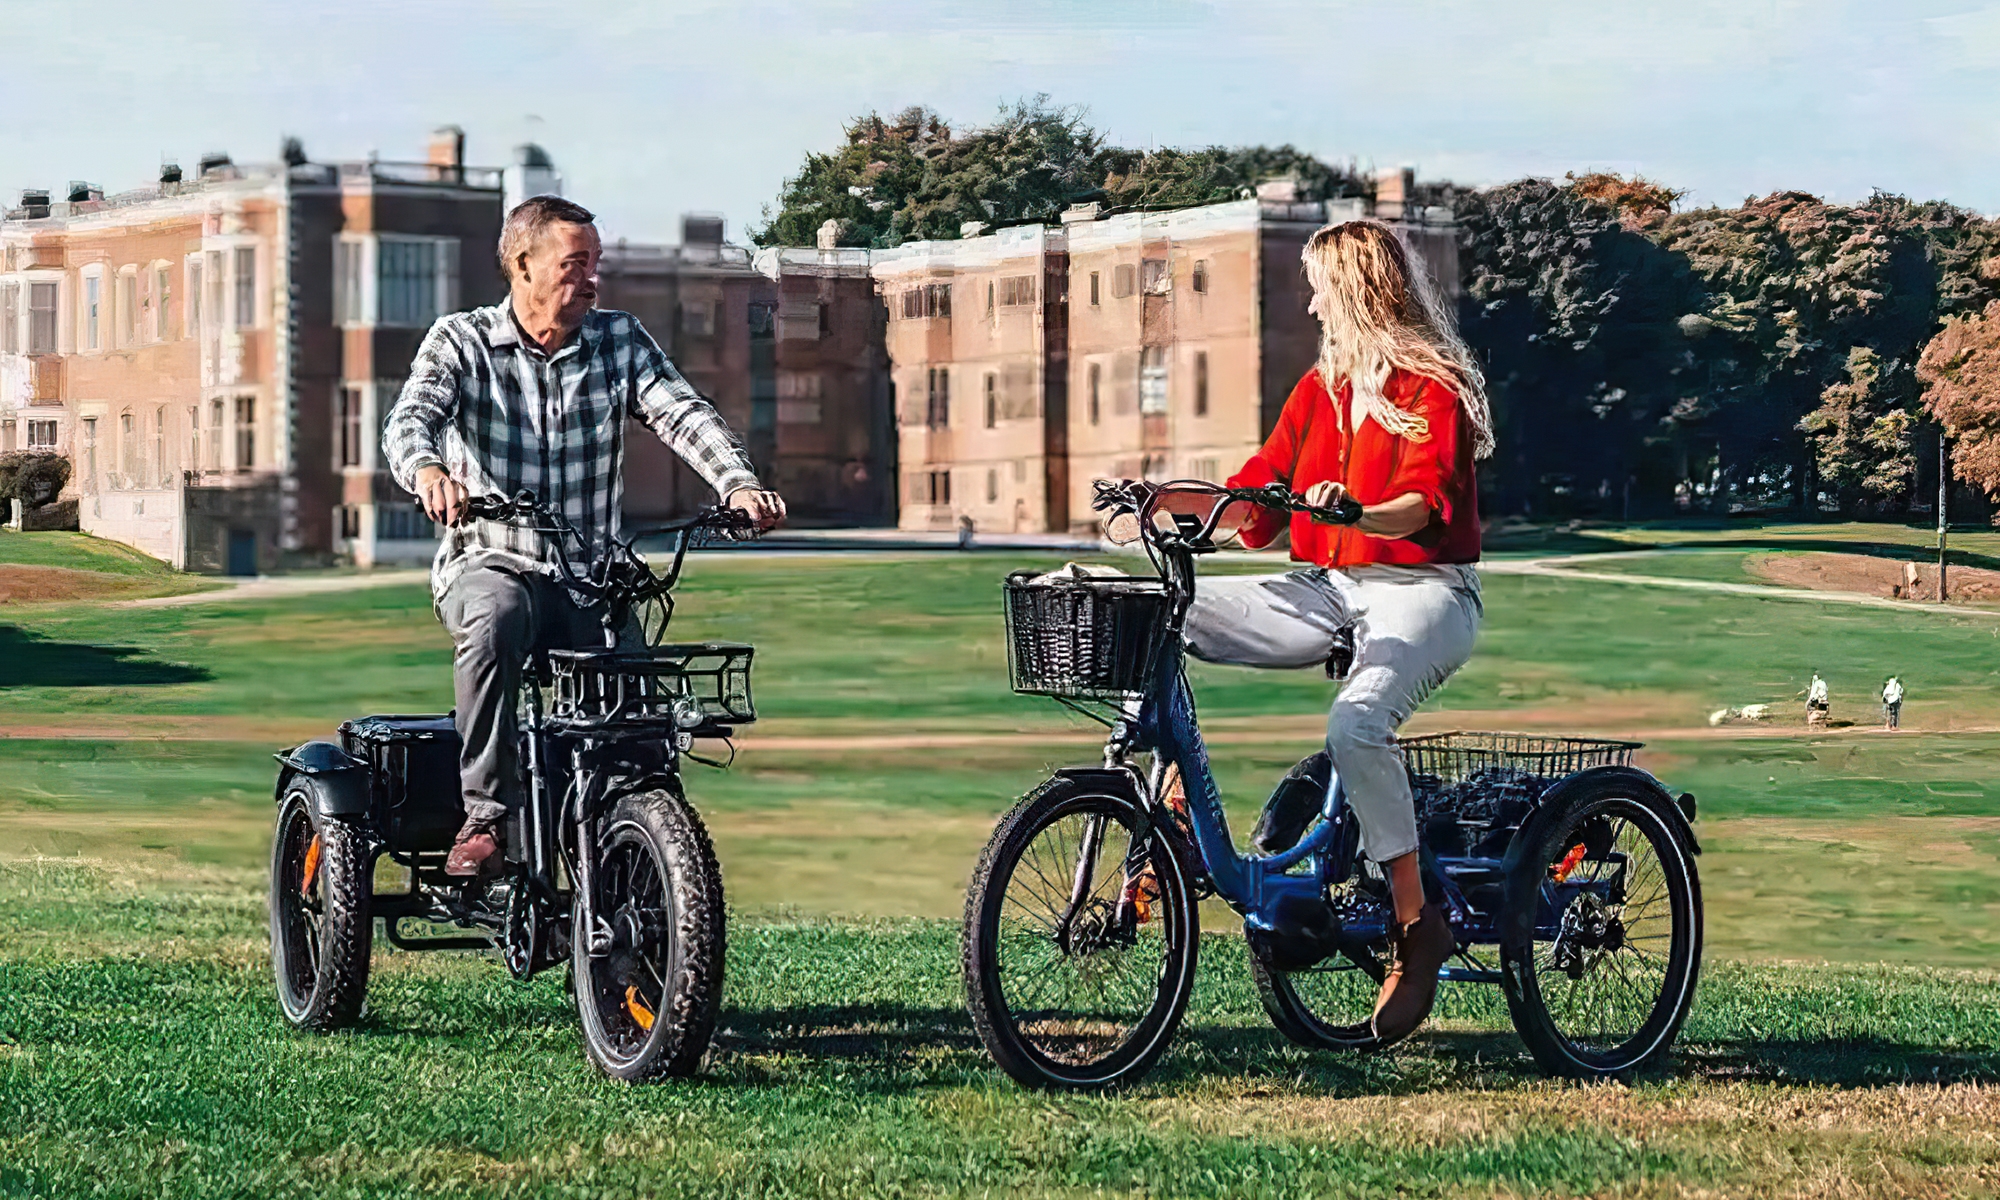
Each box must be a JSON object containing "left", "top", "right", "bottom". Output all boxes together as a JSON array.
[
  {"left": 597, "top": 226, "right": 893, "bottom": 526},
  {"left": 872, "top": 178, "right": 1459, "bottom": 533},
  {"left": 0, "top": 128, "right": 505, "bottom": 570}
]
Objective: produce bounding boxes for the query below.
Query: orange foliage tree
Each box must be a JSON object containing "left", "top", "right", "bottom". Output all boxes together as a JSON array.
[{"left": 1918, "top": 297, "right": 2000, "bottom": 497}]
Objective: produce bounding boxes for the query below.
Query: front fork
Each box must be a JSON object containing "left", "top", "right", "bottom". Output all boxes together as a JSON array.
[{"left": 569, "top": 743, "right": 614, "bottom": 957}]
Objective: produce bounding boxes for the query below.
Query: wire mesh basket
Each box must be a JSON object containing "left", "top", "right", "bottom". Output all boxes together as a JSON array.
[
  {"left": 1398, "top": 731, "right": 1638, "bottom": 786},
  {"left": 1003, "top": 571, "right": 1173, "bottom": 700},
  {"left": 546, "top": 643, "right": 755, "bottom": 730}
]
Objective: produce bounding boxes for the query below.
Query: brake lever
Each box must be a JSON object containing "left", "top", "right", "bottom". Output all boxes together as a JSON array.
[{"left": 1306, "top": 494, "right": 1365, "bottom": 526}]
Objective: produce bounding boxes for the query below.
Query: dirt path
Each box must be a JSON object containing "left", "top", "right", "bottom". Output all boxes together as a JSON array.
[
  {"left": 115, "top": 569, "right": 429, "bottom": 608},
  {"left": 1485, "top": 552, "right": 2000, "bottom": 617}
]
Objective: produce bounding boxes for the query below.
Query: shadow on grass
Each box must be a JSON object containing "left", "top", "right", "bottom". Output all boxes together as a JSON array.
[
  {"left": 708, "top": 1002, "right": 2000, "bottom": 1092},
  {"left": 0, "top": 624, "right": 210, "bottom": 688}
]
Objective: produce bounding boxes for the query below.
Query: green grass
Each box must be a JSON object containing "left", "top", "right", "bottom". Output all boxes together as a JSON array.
[
  {"left": 5, "top": 863, "right": 2000, "bottom": 1199},
  {"left": 0, "top": 529, "right": 188, "bottom": 578},
  {"left": 8, "top": 540, "right": 2000, "bottom": 1194}
]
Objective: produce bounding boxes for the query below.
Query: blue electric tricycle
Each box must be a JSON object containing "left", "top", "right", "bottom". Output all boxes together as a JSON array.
[{"left": 962, "top": 479, "right": 1703, "bottom": 1089}]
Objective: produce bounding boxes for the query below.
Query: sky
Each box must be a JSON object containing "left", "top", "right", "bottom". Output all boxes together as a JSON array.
[{"left": 4, "top": 0, "right": 1998, "bottom": 244}]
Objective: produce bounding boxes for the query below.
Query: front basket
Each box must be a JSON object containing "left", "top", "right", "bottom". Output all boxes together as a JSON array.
[
  {"left": 1003, "top": 572, "right": 1172, "bottom": 700},
  {"left": 546, "top": 643, "right": 755, "bottom": 730}
]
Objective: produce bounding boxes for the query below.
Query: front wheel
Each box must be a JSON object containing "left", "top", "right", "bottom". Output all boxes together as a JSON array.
[
  {"left": 270, "top": 784, "right": 373, "bottom": 1030},
  {"left": 1500, "top": 780, "right": 1702, "bottom": 1078},
  {"left": 962, "top": 776, "right": 1199, "bottom": 1090},
  {"left": 573, "top": 785, "right": 725, "bottom": 1081}
]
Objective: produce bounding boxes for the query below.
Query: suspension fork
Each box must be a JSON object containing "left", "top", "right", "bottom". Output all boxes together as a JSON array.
[{"left": 570, "top": 742, "right": 614, "bottom": 957}]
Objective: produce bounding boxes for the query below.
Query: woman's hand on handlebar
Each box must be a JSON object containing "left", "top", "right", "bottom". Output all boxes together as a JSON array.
[
  {"left": 727, "top": 486, "right": 787, "bottom": 532},
  {"left": 415, "top": 464, "right": 470, "bottom": 526},
  {"left": 1299, "top": 480, "right": 1365, "bottom": 526}
]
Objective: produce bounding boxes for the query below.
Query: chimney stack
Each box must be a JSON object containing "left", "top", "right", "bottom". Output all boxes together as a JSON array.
[
  {"left": 427, "top": 125, "right": 465, "bottom": 181},
  {"left": 682, "top": 213, "right": 725, "bottom": 246},
  {"left": 1374, "top": 167, "right": 1415, "bottom": 222}
]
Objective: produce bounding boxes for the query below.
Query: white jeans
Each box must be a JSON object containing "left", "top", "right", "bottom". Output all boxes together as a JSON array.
[{"left": 1183, "top": 564, "right": 1482, "bottom": 862}]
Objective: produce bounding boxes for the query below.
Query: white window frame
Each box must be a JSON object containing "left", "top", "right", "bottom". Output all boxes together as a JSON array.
[
  {"left": 233, "top": 245, "right": 258, "bottom": 330},
  {"left": 339, "top": 235, "right": 461, "bottom": 328},
  {"left": 25, "top": 418, "right": 60, "bottom": 449},
  {"left": 79, "top": 264, "right": 106, "bottom": 353},
  {"left": 150, "top": 261, "right": 172, "bottom": 342},
  {"left": 117, "top": 264, "right": 140, "bottom": 348},
  {"left": 0, "top": 280, "right": 18, "bottom": 356},
  {"left": 26, "top": 275, "right": 62, "bottom": 354},
  {"left": 184, "top": 254, "right": 204, "bottom": 339}
]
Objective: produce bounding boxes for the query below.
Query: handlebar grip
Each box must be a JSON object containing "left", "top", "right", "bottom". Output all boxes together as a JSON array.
[{"left": 1307, "top": 494, "right": 1365, "bottom": 526}]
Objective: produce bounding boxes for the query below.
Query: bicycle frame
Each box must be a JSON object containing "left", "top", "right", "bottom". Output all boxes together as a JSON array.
[{"left": 1095, "top": 481, "right": 1617, "bottom": 966}]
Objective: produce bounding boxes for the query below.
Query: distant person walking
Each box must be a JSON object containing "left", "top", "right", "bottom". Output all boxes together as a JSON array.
[
  {"left": 1882, "top": 676, "right": 1904, "bottom": 730},
  {"left": 1803, "top": 672, "right": 1830, "bottom": 728}
]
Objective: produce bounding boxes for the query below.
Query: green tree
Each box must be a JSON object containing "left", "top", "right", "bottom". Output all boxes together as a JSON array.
[{"left": 1799, "top": 346, "right": 1917, "bottom": 507}]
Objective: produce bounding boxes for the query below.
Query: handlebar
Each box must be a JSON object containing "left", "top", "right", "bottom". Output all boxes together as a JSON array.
[{"left": 1091, "top": 478, "right": 1362, "bottom": 551}]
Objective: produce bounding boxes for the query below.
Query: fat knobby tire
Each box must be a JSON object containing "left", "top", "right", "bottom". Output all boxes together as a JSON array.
[
  {"left": 961, "top": 776, "right": 1200, "bottom": 1091},
  {"left": 271, "top": 784, "right": 373, "bottom": 1031},
  {"left": 574, "top": 786, "right": 726, "bottom": 1082}
]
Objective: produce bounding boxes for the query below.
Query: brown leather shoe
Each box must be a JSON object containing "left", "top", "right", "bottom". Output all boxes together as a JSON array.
[
  {"left": 1371, "top": 903, "right": 1453, "bottom": 1045},
  {"left": 444, "top": 819, "right": 502, "bottom": 878}
]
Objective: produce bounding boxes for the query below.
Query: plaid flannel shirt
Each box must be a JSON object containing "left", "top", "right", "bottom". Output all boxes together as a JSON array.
[{"left": 383, "top": 302, "right": 760, "bottom": 606}]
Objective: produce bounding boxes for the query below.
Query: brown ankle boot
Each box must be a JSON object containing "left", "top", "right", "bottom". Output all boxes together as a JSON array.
[
  {"left": 1371, "top": 903, "right": 1453, "bottom": 1045},
  {"left": 444, "top": 818, "right": 502, "bottom": 878}
]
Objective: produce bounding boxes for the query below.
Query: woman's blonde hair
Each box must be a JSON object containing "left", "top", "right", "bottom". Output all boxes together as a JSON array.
[{"left": 1302, "top": 219, "right": 1494, "bottom": 459}]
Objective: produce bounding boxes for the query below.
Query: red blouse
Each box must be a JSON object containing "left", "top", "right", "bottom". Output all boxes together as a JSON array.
[{"left": 1227, "top": 367, "right": 1481, "bottom": 567}]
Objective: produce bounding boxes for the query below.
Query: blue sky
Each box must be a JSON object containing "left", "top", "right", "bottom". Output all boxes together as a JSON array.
[{"left": 5, "top": 0, "right": 1997, "bottom": 243}]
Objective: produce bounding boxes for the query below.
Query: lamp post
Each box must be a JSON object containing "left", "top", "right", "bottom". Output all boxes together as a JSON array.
[{"left": 1938, "top": 434, "right": 1950, "bottom": 603}]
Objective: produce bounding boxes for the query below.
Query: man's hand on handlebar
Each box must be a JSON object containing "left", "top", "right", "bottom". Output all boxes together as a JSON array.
[
  {"left": 415, "top": 464, "right": 470, "bottom": 527},
  {"left": 727, "top": 487, "right": 787, "bottom": 532}
]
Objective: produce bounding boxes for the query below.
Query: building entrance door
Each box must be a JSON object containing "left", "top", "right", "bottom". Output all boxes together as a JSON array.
[{"left": 226, "top": 529, "right": 257, "bottom": 576}]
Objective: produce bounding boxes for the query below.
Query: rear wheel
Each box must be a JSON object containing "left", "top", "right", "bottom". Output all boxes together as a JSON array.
[
  {"left": 962, "top": 777, "right": 1199, "bottom": 1090},
  {"left": 1501, "top": 781, "right": 1702, "bottom": 1078},
  {"left": 270, "top": 784, "right": 373, "bottom": 1030},
  {"left": 573, "top": 786, "right": 725, "bottom": 1081}
]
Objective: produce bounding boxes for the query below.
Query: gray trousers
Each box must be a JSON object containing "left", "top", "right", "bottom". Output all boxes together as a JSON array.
[
  {"left": 1183, "top": 565, "right": 1482, "bottom": 863},
  {"left": 438, "top": 564, "right": 626, "bottom": 824}
]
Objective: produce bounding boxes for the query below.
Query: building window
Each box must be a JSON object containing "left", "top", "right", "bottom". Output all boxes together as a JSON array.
[
  {"left": 119, "top": 270, "right": 138, "bottom": 346},
  {"left": 337, "top": 386, "right": 364, "bottom": 468},
  {"left": 153, "top": 265, "right": 171, "bottom": 341},
  {"left": 1088, "top": 362, "right": 1101, "bottom": 425},
  {"left": 1194, "top": 351, "right": 1209, "bottom": 417},
  {"left": 188, "top": 256, "right": 205, "bottom": 332},
  {"left": 187, "top": 405, "right": 200, "bottom": 475},
  {"left": 1139, "top": 346, "right": 1168, "bottom": 414},
  {"left": 234, "top": 396, "right": 255, "bottom": 470},
  {"left": 984, "top": 374, "right": 997, "bottom": 428},
  {"left": 337, "top": 505, "right": 361, "bottom": 540},
  {"left": 1140, "top": 258, "right": 1170, "bottom": 295},
  {"left": 986, "top": 280, "right": 994, "bottom": 316},
  {"left": 84, "top": 274, "right": 102, "bottom": 350},
  {"left": 907, "top": 470, "right": 953, "bottom": 506},
  {"left": 82, "top": 418, "right": 97, "bottom": 488},
  {"left": 334, "top": 239, "right": 365, "bottom": 324},
  {"left": 207, "top": 399, "right": 224, "bottom": 471},
  {"left": 1111, "top": 264, "right": 1136, "bottom": 299},
  {"left": 1089, "top": 271, "right": 1101, "bottom": 306},
  {"left": 0, "top": 283, "right": 16, "bottom": 355},
  {"left": 152, "top": 408, "right": 166, "bottom": 485},
  {"left": 377, "top": 239, "right": 459, "bottom": 328},
  {"left": 29, "top": 282, "right": 57, "bottom": 353},
  {"left": 234, "top": 247, "right": 256, "bottom": 329},
  {"left": 206, "top": 251, "right": 224, "bottom": 331},
  {"left": 119, "top": 412, "right": 138, "bottom": 481},
  {"left": 679, "top": 300, "right": 717, "bottom": 339},
  {"left": 380, "top": 505, "right": 436, "bottom": 540},
  {"left": 926, "top": 367, "right": 950, "bottom": 428},
  {"left": 986, "top": 468, "right": 998, "bottom": 503},
  {"left": 26, "top": 419, "right": 58, "bottom": 449},
  {"left": 935, "top": 470, "right": 951, "bottom": 504},
  {"left": 900, "top": 282, "right": 951, "bottom": 321},
  {"left": 997, "top": 275, "right": 1035, "bottom": 307},
  {"left": 1191, "top": 457, "right": 1219, "bottom": 481},
  {"left": 1193, "top": 259, "right": 1209, "bottom": 294}
]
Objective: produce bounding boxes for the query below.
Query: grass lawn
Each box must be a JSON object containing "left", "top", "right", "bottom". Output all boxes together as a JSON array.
[{"left": 5, "top": 536, "right": 2000, "bottom": 1195}]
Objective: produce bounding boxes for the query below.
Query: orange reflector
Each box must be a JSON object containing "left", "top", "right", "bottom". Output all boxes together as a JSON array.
[
  {"left": 1551, "top": 842, "right": 1588, "bottom": 884},
  {"left": 625, "top": 986, "right": 656, "bottom": 1031},
  {"left": 301, "top": 834, "right": 323, "bottom": 897}
]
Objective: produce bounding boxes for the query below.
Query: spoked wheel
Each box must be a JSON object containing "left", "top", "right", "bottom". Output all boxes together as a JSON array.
[
  {"left": 573, "top": 786, "right": 724, "bottom": 1082},
  {"left": 1248, "top": 876, "right": 1396, "bottom": 1053},
  {"left": 962, "top": 777, "right": 1199, "bottom": 1090},
  {"left": 270, "top": 784, "right": 373, "bottom": 1030},
  {"left": 1501, "top": 780, "right": 1702, "bottom": 1078}
]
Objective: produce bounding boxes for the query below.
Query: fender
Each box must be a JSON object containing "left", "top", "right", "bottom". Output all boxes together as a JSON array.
[
  {"left": 1498, "top": 764, "right": 1699, "bottom": 944},
  {"left": 1050, "top": 765, "right": 1146, "bottom": 801},
  {"left": 273, "top": 741, "right": 373, "bottom": 818}
]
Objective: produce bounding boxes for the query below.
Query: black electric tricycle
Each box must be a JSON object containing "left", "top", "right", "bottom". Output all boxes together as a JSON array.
[
  {"left": 270, "top": 492, "right": 757, "bottom": 1080},
  {"left": 962, "top": 479, "right": 1705, "bottom": 1089}
]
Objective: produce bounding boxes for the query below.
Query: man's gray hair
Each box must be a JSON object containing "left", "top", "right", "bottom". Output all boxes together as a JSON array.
[{"left": 498, "top": 195, "right": 596, "bottom": 283}]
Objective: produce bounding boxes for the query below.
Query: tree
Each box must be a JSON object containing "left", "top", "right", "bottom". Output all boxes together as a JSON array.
[
  {"left": 0, "top": 451, "right": 71, "bottom": 508},
  {"left": 1799, "top": 346, "right": 1916, "bottom": 507},
  {"left": 1918, "top": 300, "right": 2000, "bottom": 498},
  {"left": 755, "top": 97, "right": 1370, "bottom": 248}
]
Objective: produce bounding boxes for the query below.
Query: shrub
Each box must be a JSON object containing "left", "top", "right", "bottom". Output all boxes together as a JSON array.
[{"left": 0, "top": 451, "right": 72, "bottom": 509}]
